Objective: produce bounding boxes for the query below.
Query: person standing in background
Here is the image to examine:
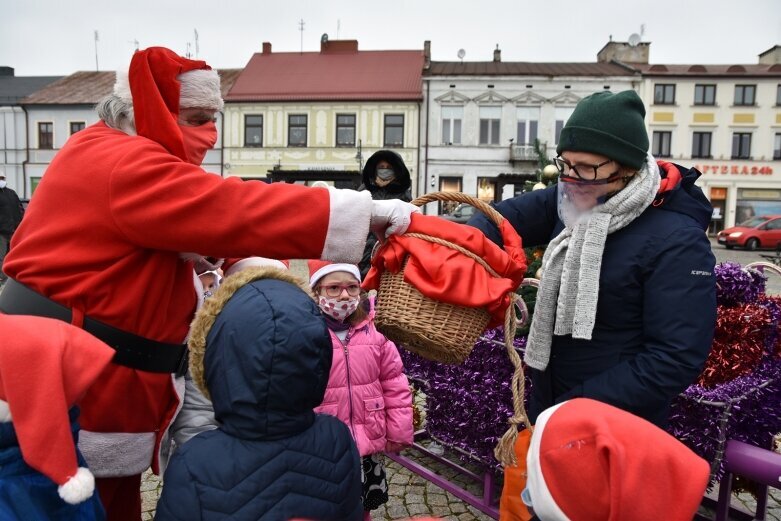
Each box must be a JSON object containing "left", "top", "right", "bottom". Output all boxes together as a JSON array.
[{"left": 0, "top": 171, "right": 24, "bottom": 281}]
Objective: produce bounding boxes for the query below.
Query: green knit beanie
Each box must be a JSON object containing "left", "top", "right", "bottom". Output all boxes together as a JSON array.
[{"left": 557, "top": 90, "right": 649, "bottom": 170}]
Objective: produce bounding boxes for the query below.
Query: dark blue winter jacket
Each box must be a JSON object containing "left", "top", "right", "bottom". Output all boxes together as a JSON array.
[
  {"left": 469, "top": 163, "right": 716, "bottom": 427},
  {"left": 0, "top": 407, "right": 105, "bottom": 521},
  {"left": 155, "top": 277, "right": 362, "bottom": 521}
]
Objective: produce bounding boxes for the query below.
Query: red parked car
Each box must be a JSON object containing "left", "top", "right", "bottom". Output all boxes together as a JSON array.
[{"left": 717, "top": 214, "right": 781, "bottom": 250}]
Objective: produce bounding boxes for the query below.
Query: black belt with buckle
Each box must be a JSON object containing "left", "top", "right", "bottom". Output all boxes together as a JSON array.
[{"left": 0, "top": 278, "right": 188, "bottom": 376}]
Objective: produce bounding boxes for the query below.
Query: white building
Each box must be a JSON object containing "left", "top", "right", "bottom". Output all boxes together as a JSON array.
[
  {"left": 616, "top": 42, "right": 781, "bottom": 232},
  {"left": 418, "top": 44, "right": 639, "bottom": 214},
  {"left": 0, "top": 66, "right": 61, "bottom": 195}
]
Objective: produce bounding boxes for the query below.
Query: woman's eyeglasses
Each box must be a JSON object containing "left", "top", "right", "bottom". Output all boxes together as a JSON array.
[
  {"left": 553, "top": 156, "right": 614, "bottom": 181},
  {"left": 319, "top": 284, "right": 362, "bottom": 297}
]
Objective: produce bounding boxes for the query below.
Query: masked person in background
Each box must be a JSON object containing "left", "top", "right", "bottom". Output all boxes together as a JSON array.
[
  {"left": 357, "top": 150, "right": 412, "bottom": 278},
  {"left": 0, "top": 46, "right": 417, "bottom": 521},
  {"left": 468, "top": 90, "right": 716, "bottom": 429}
]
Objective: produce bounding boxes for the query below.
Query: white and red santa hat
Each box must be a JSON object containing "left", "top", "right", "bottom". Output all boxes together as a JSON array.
[
  {"left": 308, "top": 259, "right": 361, "bottom": 287},
  {"left": 0, "top": 314, "right": 115, "bottom": 505},
  {"left": 112, "top": 46, "right": 223, "bottom": 161},
  {"left": 526, "top": 398, "right": 709, "bottom": 521}
]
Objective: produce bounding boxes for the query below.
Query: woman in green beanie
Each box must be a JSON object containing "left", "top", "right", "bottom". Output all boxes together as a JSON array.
[{"left": 469, "top": 90, "right": 716, "bottom": 428}]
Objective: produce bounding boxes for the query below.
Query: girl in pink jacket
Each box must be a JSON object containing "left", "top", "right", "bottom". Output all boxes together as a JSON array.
[{"left": 308, "top": 260, "right": 414, "bottom": 520}]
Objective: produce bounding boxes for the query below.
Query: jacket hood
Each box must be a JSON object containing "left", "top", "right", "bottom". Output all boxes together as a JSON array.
[
  {"left": 188, "top": 267, "right": 332, "bottom": 440},
  {"left": 361, "top": 149, "right": 412, "bottom": 196},
  {"left": 653, "top": 161, "right": 713, "bottom": 230}
]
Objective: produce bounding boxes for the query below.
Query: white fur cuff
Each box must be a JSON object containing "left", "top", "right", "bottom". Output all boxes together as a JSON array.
[{"left": 321, "top": 188, "right": 373, "bottom": 264}]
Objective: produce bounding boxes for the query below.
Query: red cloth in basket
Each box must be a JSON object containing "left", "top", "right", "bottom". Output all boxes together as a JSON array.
[{"left": 363, "top": 213, "right": 526, "bottom": 328}]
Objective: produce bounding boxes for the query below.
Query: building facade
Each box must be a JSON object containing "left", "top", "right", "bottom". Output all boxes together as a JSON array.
[
  {"left": 624, "top": 43, "right": 781, "bottom": 233},
  {"left": 222, "top": 40, "right": 424, "bottom": 191},
  {"left": 419, "top": 45, "right": 639, "bottom": 214},
  {"left": 0, "top": 66, "right": 61, "bottom": 194}
]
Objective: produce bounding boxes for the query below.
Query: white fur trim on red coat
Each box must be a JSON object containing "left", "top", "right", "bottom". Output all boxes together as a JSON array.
[
  {"left": 58, "top": 467, "right": 95, "bottom": 505},
  {"left": 321, "top": 188, "right": 372, "bottom": 264},
  {"left": 77, "top": 431, "right": 156, "bottom": 478}
]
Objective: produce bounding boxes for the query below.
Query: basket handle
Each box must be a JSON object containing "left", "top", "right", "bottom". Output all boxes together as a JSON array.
[{"left": 411, "top": 191, "right": 504, "bottom": 229}]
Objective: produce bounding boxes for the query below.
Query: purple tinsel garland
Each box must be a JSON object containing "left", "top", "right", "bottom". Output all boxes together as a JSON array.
[
  {"left": 400, "top": 328, "right": 526, "bottom": 472},
  {"left": 715, "top": 261, "right": 767, "bottom": 306}
]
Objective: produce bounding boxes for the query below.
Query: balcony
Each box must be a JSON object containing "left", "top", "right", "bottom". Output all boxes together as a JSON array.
[{"left": 510, "top": 144, "right": 541, "bottom": 163}]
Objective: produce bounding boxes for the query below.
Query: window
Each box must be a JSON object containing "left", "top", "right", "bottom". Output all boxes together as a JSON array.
[
  {"left": 69, "top": 121, "right": 85, "bottom": 135},
  {"left": 777, "top": 84, "right": 781, "bottom": 106},
  {"left": 334, "top": 114, "right": 356, "bottom": 147},
  {"left": 731, "top": 132, "right": 752, "bottom": 159},
  {"left": 477, "top": 177, "right": 497, "bottom": 202},
  {"left": 694, "top": 84, "right": 716, "bottom": 106},
  {"left": 652, "top": 131, "right": 672, "bottom": 157},
  {"left": 383, "top": 114, "right": 404, "bottom": 147},
  {"left": 38, "top": 122, "right": 53, "bottom": 149},
  {"left": 774, "top": 133, "right": 781, "bottom": 160},
  {"left": 479, "top": 106, "right": 501, "bottom": 145},
  {"left": 288, "top": 115, "right": 307, "bottom": 147},
  {"left": 441, "top": 106, "right": 463, "bottom": 145},
  {"left": 654, "top": 84, "right": 676, "bottom": 105},
  {"left": 438, "top": 176, "right": 462, "bottom": 214},
  {"left": 244, "top": 115, "right": 263, "bottom": 147},
  {"left": 516, "top": 107, "right": 539, "bottom": 145},
  {"left": 734, "top": 85, "right": 756, "bottom": 106},
  {"left": 554, "top": 107, "right": 574, "bottom": 144},
  {"left": 691, "top": 132, "right": 712, "bottom": 158}
]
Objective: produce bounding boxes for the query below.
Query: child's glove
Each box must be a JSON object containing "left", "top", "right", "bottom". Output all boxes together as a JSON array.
[
  {"left": 370, "top": 200, "right": 420, "bottom": 238},
  {"left": 385, "top": 441, "right": 408, "bottom": 454}
]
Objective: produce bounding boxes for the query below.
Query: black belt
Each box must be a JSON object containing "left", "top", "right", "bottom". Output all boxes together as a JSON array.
[{"left": 0, "top": 278, "right": 188, "bottom": 376}]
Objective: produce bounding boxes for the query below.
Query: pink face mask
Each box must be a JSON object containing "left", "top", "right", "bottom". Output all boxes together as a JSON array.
[
  {"left": 179, "top": 121, "right": 217, "bottom": 165},
  {"left": 318, "top": 295, "right": 360, "bottom": 321}
]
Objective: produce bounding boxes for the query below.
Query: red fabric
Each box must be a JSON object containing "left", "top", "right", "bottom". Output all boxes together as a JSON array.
[
  {"left": 0, "top": 315, "right": 114, "bottom": 486},
  {"left": 534, "top": 398, "right": 709, "bottom": 521},
  {"left": 363, "top": 214, "right": 526, "bottom": 327},
  {"left": 95, "top": 475, "right": 142, "bottom": 521},
  {"left": 128, "top": 47, "right": 210, "bottom": 161},
  {"left": 656, "top": 160, "right": 682, "bottom": 195},
  {"left": 3, "top": 123, "right": 337, "bottom": 475}
]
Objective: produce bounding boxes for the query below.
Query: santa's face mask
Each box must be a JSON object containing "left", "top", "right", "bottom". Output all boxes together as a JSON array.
[
  {"left": 318, "top": 295, "right": 360, "bottom": 321},
  {"left": 180, "top": 121, "right": 217, "bottom": 165}
]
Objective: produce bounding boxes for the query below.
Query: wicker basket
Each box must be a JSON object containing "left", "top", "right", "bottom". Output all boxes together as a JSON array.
[{"left": 374, "top": 192, "right": 508, "bottom": 364}]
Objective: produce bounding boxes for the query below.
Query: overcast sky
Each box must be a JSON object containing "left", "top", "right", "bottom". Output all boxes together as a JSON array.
[{"left": 2, "top": 0, "right": 780, "bottom": 76}]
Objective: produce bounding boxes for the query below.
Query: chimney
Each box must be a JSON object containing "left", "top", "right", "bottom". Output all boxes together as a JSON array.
[
  {"left": 758, "top": 45, "right": 781, "bottom": 65},
  {"left": 262, "top": 42, "right": 272, "bottom": 55},
  {"left": 424, "top": 40, "right": 431, "bottom": 69},
  {"left": 0, "top": 66, "right": 14, "bottom": 77},
  {"left": 321, "top": 39, "right": 358, "bottom": 53},
  {"left": 493, "top": 45, "right": 501, "bottom": 62},
  {"left": 597, "top": 41, "right": 650, "bottom": 64}
]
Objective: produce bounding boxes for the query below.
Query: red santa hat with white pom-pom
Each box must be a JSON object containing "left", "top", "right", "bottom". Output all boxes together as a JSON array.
[
  {"left": 0, "top": 314, "right": 115, "bottom": 505},
  {"left": 307, "top": 259, "right": 361, "bottom": 288}
]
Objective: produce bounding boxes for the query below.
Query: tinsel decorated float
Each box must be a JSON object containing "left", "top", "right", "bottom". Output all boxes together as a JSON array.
[{"left": 394, "top": 260, "right": 781, "bottom": 519}]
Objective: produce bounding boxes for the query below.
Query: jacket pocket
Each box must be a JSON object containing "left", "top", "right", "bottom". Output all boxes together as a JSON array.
[{"left": 363, "top": 398, "right": 386, "bottom": 440}]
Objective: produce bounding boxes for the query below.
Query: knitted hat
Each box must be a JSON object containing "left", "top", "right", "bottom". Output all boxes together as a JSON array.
[
  {"left": 308, "top": 260, "right": 361, "bottom": 287},
  {"left": 526, "top": 398, "right": 709, "bottom": 521},
  {"left": 113, "top": 46, "right": 223, "bottom": 161},
  {"left": 0, "top": 314, "right": 115, "bottom": 504},
  {"left": 557, "top": 90, "right": 649, "bottom": 170}
]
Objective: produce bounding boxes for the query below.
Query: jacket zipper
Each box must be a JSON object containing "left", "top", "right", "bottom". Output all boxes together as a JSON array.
[{"left": 339, "top": 330, "right": 357, "bottom": 440}]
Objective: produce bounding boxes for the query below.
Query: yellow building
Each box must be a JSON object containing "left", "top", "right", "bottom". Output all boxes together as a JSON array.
[{"left": 223, "top": 40, "right": 424, "bottom": 192}]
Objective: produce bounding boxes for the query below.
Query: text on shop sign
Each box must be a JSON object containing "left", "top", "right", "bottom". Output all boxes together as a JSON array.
[{"left": 695, "top": 165, "right": 773, "bottom": 175}]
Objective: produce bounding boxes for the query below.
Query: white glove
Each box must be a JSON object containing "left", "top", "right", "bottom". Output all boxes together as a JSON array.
[{"left": 370, "top": 199, "right": 420, "bottom": 237}]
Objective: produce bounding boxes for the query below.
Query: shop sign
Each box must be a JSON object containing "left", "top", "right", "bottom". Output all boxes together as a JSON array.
[{"left": 696, "top": 164, "right": 774, "bottom": 175}]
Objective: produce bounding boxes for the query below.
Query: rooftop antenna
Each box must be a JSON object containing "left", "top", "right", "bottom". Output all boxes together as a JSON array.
[
  {"left": 298, "top": 18, "right": 305, "bottom": 53},
  {"left": 194, "top": 29, "right": 199, "bottom": 58},
  {"left": 94, "top": 30, "right": 99, "bottom": 71},
  {"left": 185, "top": 42, "right": 192, "bottom": 59},
  {"left": 457, "top": 48, "right": 465, "bottom": 64},
  {"left": 129, "top": 39, "right": 139, "bottom": 52},
  {"left": 640, "top": 24, "right": 646, "bottom": 38},
  {"left": 337, "top": 19, "right": 341, "bottom": 39}
]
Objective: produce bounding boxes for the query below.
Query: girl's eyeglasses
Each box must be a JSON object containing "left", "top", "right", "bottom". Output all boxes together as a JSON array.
[{"left": 319, "top": 284, "right": 362, "bottom": 297}]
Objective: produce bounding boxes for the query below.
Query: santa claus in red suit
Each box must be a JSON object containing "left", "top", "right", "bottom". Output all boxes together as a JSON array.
[{"left": 0, "top": 47, "right": 416, "bottom": 520}]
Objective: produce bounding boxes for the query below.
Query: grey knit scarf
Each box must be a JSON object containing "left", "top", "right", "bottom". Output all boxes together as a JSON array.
[{"left": 525, "top": 154, "right": 661, "bottom": 371}]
